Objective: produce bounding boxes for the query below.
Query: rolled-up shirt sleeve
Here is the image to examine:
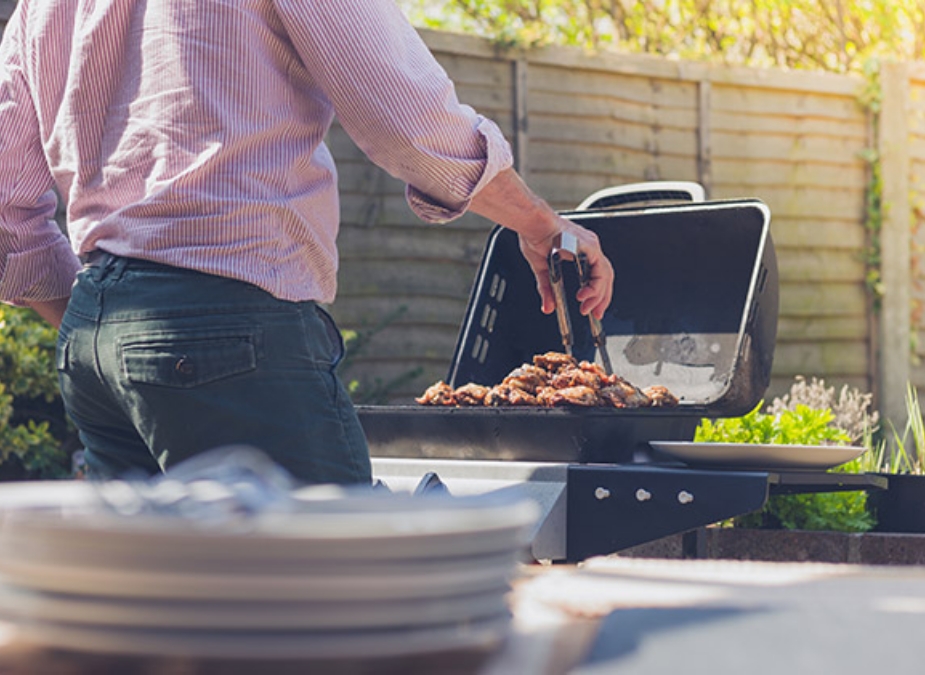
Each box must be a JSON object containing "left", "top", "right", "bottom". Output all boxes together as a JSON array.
[
  {"left": 0, "top": 10, "right": 79, "bottom": 305},
  {"left": 275, "top": 0, "right": 514, "bottom": 223}
]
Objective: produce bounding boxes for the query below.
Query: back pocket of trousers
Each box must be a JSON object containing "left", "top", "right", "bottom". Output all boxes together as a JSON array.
[{"left": 119, "top": 328, "right": 260, "bottom": 388}]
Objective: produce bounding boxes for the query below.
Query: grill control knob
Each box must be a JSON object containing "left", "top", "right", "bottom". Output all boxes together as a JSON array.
[
  {"left": 678, "top": 491, "right": 694, "bottom": 505},
  {"left": 594, "top": 487, "right": 611, "bottom": 500},
  {"left": 635, "top": 489, "right": 652, "bottom": 502}
]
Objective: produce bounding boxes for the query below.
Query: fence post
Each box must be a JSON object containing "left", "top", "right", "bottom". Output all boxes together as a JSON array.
[
  {"left": 697, "top": 80, "right": 713, "bottom": 199},
  {"left": 513, "top": 58, "right": 529, "bottom": 178},
  {"left": 878, "top": 61, "right": 912, "bottom": 431}
]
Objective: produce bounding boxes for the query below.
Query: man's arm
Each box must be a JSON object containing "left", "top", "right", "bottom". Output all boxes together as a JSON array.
[
  {"left": 0, "top": 6, "right": 80, "bottom": 317},
  {"left": 469, "top": 168, "right": 614, "bottom": 321},
  {"left": 277, "top": 1, "right": 512, "bottom": 223},
  {"left": 28, "top": 296, "right": 70, "bottom": 329}
]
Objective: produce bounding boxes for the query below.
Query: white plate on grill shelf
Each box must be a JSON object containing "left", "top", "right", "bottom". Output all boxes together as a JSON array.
[{"left": 648, "top": 442, "right": 866, "bottom": 471}]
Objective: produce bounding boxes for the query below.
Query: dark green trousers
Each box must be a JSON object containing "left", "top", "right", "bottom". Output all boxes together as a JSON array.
[{"left": 57, "top": 253, "right": 371, "bottom": 485}]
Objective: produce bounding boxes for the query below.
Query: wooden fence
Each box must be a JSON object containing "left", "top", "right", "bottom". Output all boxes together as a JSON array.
[{"left": 2, "top": 7, "right": 923, "bottom": 426}]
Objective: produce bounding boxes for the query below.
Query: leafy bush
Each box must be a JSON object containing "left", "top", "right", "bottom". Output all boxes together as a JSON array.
[
  {"left": 0, "top": 305, "right": 76, "bottom": 479},
  {"left": 765, "top": 375, "right": 879, "bottom": 445},
  {"left": 695, "top": 394, "right": 875, "bottom": 533},
  {"left": 696, "top": 403, "right": 852, "bottom": 447},
  {"left": 398, "top": 0, "right": 922, "bottom": 76},
  {"left": 748, "top": 481, "right": 873, "bottom": 532}
]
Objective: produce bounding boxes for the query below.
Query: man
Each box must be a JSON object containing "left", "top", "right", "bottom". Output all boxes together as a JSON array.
[{"left": 0, "top": 0, "right": 613, "bottom": 484}]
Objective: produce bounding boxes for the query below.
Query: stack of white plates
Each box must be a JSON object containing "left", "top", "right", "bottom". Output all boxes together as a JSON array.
[{"left": 0, "top": 480, "right": 538, "bottom": 660}]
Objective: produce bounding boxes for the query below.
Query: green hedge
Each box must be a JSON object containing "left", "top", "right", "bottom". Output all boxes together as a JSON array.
[{"left": 0, "top": 305, "right": 75, "bottom": 480}]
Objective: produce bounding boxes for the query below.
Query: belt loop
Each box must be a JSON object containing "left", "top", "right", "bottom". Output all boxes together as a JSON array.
[
  {"left": 80, "top": 251, "right": 126, "bottom": 282},
  {"left": 80, "top": 250, "right": 116, "bottom": 268}
]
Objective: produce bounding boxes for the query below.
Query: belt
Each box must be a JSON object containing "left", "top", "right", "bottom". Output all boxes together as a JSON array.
[{"left": 80, "top": 250, "right": 164, "bottom": 269}]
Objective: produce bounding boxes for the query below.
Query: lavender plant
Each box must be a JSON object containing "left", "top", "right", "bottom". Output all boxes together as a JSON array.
[{"left": 767, "top": 376, "right": 879, "bottom": 445}]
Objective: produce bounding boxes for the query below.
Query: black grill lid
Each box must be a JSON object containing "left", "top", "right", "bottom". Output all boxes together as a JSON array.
[{"left": 448, "top": 199, "right": 778, "bottom": 418}]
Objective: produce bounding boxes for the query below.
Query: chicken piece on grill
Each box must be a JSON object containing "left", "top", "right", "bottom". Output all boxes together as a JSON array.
[
  {"left": 502, "top": 364, "right": 548, "bottom": 394},
  {"left": 533, "top": 351, "right": 578, "bottom": 374},
  {"left": 454, "top": 383, "right": 490, "bottom": 406},
  {"left": 538, "top": 385, "right": 602, "bottom": 407},
  {"left": 415, "top": 381, "right": 457, "bottom": 406},
  {"left": 485, "top": 383, "right": 540, "bottom": 407},
  {"left": 644, "top": 385, "right": 680, "bottom": 407},
  {"left": 599, "top": 377, "right": 651, "bottom": 409},
  {"left": 581, "top": 360, "right": 611, "bottom": 379},
  {"left": 550, "top": 361, "right": 606, "bottom": 390}
]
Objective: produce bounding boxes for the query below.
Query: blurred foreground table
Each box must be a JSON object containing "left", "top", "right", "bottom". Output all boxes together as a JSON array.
[
  {"left": 521, "top": 557, "right": 925, "bottom": 675},
  {"left": 5, "top": 557, "right": 925, "bottom": 674}
]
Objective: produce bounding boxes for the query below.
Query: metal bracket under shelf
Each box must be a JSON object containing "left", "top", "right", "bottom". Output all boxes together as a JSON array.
[{"left": 371, "top": 457, "right": 890, "bottom": 564}]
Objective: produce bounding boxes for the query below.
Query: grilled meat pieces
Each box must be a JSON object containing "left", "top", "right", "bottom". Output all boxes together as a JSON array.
[
  {"left": 415, "top": 381, "right": 456, "bottom": 406},
  {"left": 501, "top": 364, "right": 548, "bottom": 394},
  {"left": 454, "top": 383, "right": 490, "bottom": 406},
  {"left": 644, "top": 385, "right": 680, "bottom": 407},
  {"left": 485, "top": 384, "right": 540, "bottom": 406},
  {"left": 533, "top": 351, "right": 578, "bottom": 373},
  {"left": 416, "top": 352, "right": 680, "bottom": 409},
  {"left": 549, "top": 361, "right": 606, "bottom": 390},
  {"left": 538, "top": 385, "right": 602, "bottom": 407},
  {"left": 600, "top": 377, "right": 650, "bottom": 408}
]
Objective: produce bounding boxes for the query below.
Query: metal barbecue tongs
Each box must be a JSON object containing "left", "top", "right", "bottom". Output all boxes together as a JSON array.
[{"left": 548, "top": 231, "right": 614, "bottom": 375}]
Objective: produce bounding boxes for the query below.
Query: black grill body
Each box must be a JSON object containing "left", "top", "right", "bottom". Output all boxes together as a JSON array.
[{"left": 358, "top": 199, "right": 778, "bottom": 465}]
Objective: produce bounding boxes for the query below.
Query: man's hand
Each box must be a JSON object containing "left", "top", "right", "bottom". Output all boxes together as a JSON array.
[
  {"left": 517, "top": 216, "right": 613, "bottom": 320},
  {"left": 469, "top": 168, "right": 614, "bottom": 320}
]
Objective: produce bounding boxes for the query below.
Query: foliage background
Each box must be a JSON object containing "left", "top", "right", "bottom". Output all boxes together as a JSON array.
[
  {"left": 397, "top": 0, "right": 925, "bottom": 74},
  {"left": 694, "top": 375, "right": 883, "bottom": 533},
  {"left": 0, "top": 306, "right": 76, "bottom": 480}
]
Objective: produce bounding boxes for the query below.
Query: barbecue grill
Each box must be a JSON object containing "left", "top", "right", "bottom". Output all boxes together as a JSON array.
[{"left": 357, "top": 184, "right": 887, "bottom": 562}]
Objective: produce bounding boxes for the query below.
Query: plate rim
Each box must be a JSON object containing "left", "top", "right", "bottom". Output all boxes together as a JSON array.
[
  {"left": 648, "top": 440, "right": 866, "bottom": 470},
  {"left": 0, "top": 552, "right": 522, "bottom": 601},
  {"left": 0, "top": 582, "right": 511, "bottom": 630},
  {"left": 3, "top": 612, "right": 511, "bottom": 659}
]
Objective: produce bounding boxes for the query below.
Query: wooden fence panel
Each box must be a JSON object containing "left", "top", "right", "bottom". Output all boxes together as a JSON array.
[{"left": 525, "top": 60, "right": 701, "bottom": 209}]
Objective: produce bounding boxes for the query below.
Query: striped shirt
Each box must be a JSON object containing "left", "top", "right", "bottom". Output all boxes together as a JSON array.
[{"left": 0, "top": 0, "right": 513, "bottom": 305}]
